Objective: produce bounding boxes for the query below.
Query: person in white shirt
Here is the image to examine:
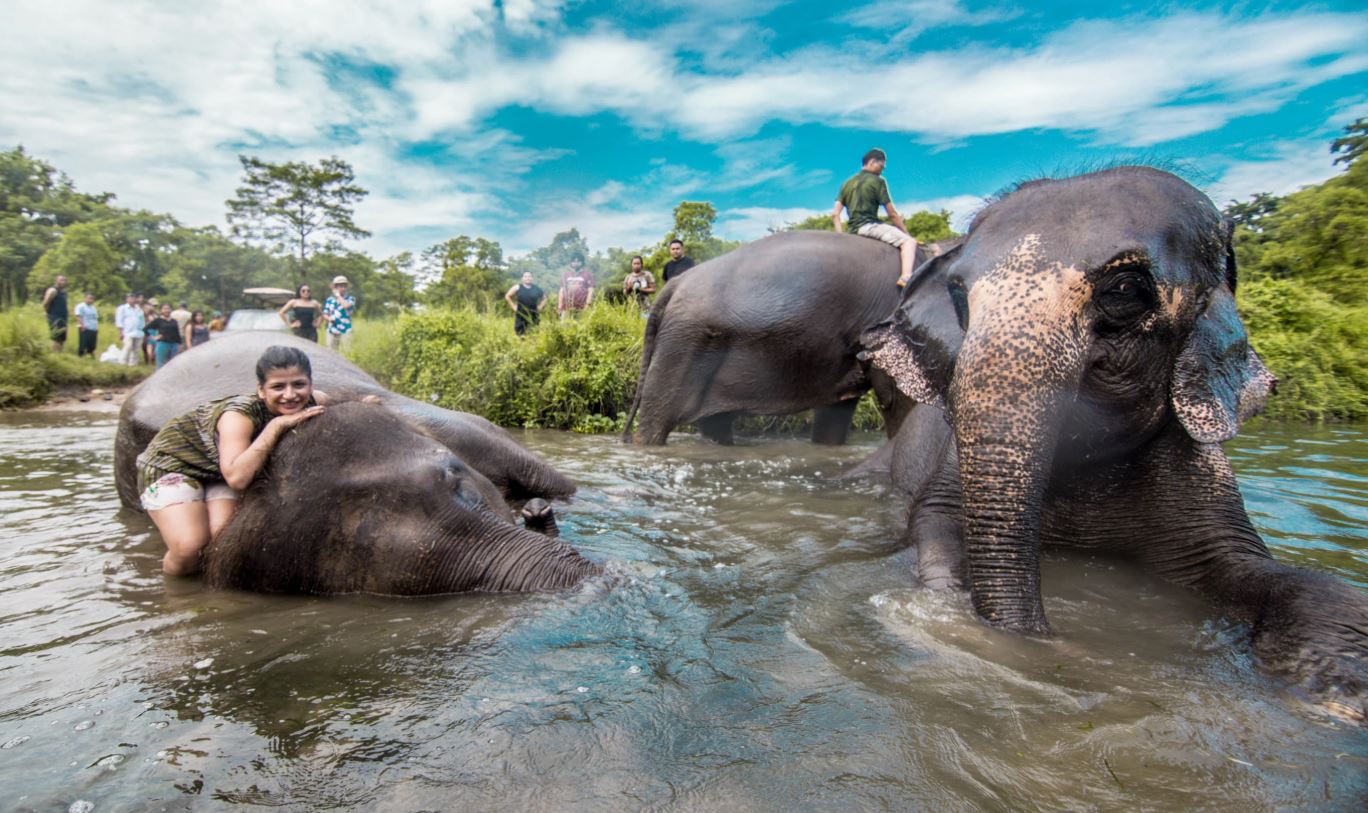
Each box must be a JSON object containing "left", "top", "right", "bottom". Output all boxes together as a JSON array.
[
  {"left": 114, "top": 292, "right": 146, "bottom": 366},
  {"left": 74, "top": 293, "right": 100, "bottom": 357}
]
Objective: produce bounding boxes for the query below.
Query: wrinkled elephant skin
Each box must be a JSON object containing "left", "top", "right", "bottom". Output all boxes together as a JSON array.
[{"left": 865, "top": 166, "right": 1367, "bottom": 721}]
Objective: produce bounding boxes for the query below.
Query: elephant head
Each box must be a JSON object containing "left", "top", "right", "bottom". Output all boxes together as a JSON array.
[
  {"left": 862, "top": 166, "right": 1274, "bottom": 634},
  {"left": 203, "top": 402, "right": 600, "bottom": 595}
]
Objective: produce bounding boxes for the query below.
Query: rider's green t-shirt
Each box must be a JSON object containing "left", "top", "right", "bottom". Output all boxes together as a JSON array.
[{"left": 838, "top": 170, "right": 892, "bottom": 232}]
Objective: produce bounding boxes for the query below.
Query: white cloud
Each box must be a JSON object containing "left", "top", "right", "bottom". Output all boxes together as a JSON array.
[
  {"left": 1208, "top": 140, "right": 1341, "bottom": 206},
  {"left": 2, "top": 2, "right": 1364, "bottom": 261}
]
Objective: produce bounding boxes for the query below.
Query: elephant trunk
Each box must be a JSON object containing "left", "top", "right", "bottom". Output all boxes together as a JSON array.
[
  {"left": 422, "top": 510, "right": 600, "bottom": 594},
  {"left": 948, "top": 247, "right": 1091, "bottom": 634}
]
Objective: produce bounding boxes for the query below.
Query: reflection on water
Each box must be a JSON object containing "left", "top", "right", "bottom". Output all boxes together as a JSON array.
[{"left": 0, "top": 413, "right": 1364, "bottom": 811}]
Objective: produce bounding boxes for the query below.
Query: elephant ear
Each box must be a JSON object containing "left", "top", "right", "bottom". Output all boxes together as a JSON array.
[
  {"left": 858, "top": 243, "right": 966, "bottom": 409},
  {"left": 1171, "top": 284, "right": 1275, "bottom": 443}
]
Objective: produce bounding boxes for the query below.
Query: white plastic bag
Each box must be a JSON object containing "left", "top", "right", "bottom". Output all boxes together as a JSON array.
[{"left": 99, "top": 344, "right": 122, "bottom": 363}]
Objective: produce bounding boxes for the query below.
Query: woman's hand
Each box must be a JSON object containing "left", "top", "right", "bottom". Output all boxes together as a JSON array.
[{"left": 269, "top": 405, "right": 325, "bottom": 433}]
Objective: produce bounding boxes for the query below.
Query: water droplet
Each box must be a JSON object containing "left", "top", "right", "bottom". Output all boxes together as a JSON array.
[
  {"left": 576, "top": 686, "right": 589, "bottom": 694},
  {"left": 150, "top": 721, "right": 169, "bottom": 729},
  {"left": 69, "top": 802, "right": 94, "bottom": 813},
  {"left": 2, "top": 735, "right": 30, "bottom": 749},
  {"left": 193, "top": 658, "right": 214, "bottom": 670},
  {"left": 73, "top": 720, "right": 94, "bottom": 731},
  {"left": 249, "top": 629, "right": 268, "bottom": 636},
  {"left": 627, "top": 665, "right": 642, "bottom": 675},
  {"left": 95, "top": 754, "right": 124, "bottom": 770}
]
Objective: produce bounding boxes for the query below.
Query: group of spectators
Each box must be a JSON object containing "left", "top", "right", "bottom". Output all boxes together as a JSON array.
[
  {"left": 276, "top": 275, "right": 356, "bottom": 350},
  {"left": 39, "top": 274, "right": 359, "bottom": 370},
  {"left": 502, "top": 239, "right": 696, "bottom": 336},
  {"left": 40, "top": 275, "right": 222, "bottom": 369},
  {"left": 111, "top": 292, "right": 219, "bottom": 368}
]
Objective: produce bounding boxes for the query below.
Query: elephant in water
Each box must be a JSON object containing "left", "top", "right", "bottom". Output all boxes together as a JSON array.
[
  {"left": 115, "top": 332, "right": 600, "bottom": 595},
  {"left": 860, "top": 166, "right": 1366, "bottom": 720},
  {"left": 623, "top": 232, "right": 949, "bottom": 445}
]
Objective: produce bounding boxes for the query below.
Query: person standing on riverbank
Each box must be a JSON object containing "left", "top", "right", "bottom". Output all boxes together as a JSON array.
[
  {"left": 41, "top": 275, "right": 68, "bottom": 352},
  {"left": 661, "top": 240, "right": 694, "bottom": 284},
  {"left": 323, "top": 275, "right": 356, "bottom": 351},
  {"left": 622, "top": 256, "right": 655, "bottom": 313},
  {"left": 279, "top": 284, "right": 323, "bottom": 343},
  {"left": 74, "top": 293, "right": 99, "bottom": 357},
  {"left": 557, "top": 254, "right": 595, "bottom": 318},
  {"left": 142, "top": 297, "right": 159, "bottom": 364},
  {"left": 187, "top": 310, "right": 211, "bottom": 348},
  {"left": 505, "top": 272, "right": 546, "bottom": 336},
  {"left": 115, "top": 292, "right": 145, "bottom": 367},
  {"left": 147, "top": 303, "right": 184, "bottom": 369}
]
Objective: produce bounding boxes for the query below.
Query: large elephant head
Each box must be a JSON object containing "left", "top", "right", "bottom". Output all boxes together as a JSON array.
[
  {"left": 862, "top": 166, "right": 1274, "bottom": 634},
  {"left": 203, "top": 402, "right": 600, "bottom": 595}
]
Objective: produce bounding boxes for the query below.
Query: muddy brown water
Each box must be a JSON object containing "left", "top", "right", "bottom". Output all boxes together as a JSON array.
[{"left": 0, "top": 413, "right": 1364, "bottom": 811}]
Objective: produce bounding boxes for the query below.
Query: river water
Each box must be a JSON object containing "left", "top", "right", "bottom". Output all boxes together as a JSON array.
[{"left": 0, "top": 413, "right": 1364, "bottom": 812}]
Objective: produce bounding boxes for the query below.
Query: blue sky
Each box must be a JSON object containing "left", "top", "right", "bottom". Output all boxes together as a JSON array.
[{"left": 2, "top": 0, "right": 1365, "bottom": 260}]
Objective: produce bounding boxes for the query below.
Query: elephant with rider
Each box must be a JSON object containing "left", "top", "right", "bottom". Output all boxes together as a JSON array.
[
  {"left": 624, "top": 231, "right": 948, "bottom": 445},
  {"left": 857, "top": 166, "right": 1366, "bottom": 719}
]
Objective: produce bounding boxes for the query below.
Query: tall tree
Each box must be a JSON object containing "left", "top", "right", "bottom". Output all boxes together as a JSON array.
[
  {"left": 421, "top": 235, "right": 507, "bottom": 307},
  {"left": 1224, "top": 192, "right": 1280, "bottom": 232},
  {"left": 27, "top": 222, "right": 125, "bottom": 301},
  {"left": 669, "top": 201, "right": 717, "bottom": 246},
  {"left": 1331, "top": 117, "right": 1367, "bottom": 167},
  {"left": 225, "top": 155, "right": 370, "bottom": 280},
  {"left": 0, "top": 146, "right": 114, "bottom": 306}
]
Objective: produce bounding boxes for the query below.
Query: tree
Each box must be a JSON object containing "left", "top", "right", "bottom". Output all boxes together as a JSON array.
[
  {"left": 669, "top": 201, "right": 717, "bottom": 246},
  {"left": 225, "top": 155, "right": 370, "bottom": 279},
  {"left": 27, "top": 222, "right": 125, "bottom": 301},
  {"left": 784, "top": 207, "right": 958, "bottom": 242},
  {"left": 0, "top": 146, "right": 115, "bottom": 306},
  {"left": 371, "top": 252, "right": 419, "bottom": 314},
  {"left": 1224, "top": 193, "right": 1280, "bottom": 232},
  {"left": 421, "top": 235, "right": 507, "bottom": 307},
  {"left": 161, "top": 226, "right": 285, "bottom": 314},
  {"left": 1331, "top": 117, "right": 1367, "bottom": 167}
]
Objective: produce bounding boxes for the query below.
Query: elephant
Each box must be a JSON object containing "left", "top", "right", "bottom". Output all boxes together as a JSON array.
[
  {"left": 115, "top": 332, "right": 600, "bottom": 595},
  {"left": 622, "top": 231, "right": 949, "bottom": 445},
  {"left": 859, "top": 166, "right": 1367, "bottom": 719}
]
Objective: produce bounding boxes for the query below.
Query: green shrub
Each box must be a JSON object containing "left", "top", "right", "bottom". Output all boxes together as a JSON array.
[
  {"left": 0, "top": 307, "right": 148, "bottom": 408},
  {"left": 1238, "top": 277, "right": 1368, "bottom": 421}
]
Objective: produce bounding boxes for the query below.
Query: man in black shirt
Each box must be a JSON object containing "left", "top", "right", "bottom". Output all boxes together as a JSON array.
[{"left": 661, "top": 239, "right": 695, "bottom": 284}]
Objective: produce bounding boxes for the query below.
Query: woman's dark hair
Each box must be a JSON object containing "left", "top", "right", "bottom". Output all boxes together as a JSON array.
[
  {"left": 296, "top": 283, "right": 311, "bottom": 297},
  {"left": 255, "top": 345, "right": 313, "bottom": 384},
  {"left": 191, "top": 310, "right": 205, "bottom": 323},
  {"left": 631, "top": 255, "right": 644, "bottom": 265}
]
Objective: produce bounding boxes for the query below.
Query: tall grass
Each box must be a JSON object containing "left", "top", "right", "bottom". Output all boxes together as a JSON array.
[
  {"left": 346, "top": 304, "right": 886, "bottom": 434},
  {"left": 0, "top": 307, "right": 149, "bottom": 408}
]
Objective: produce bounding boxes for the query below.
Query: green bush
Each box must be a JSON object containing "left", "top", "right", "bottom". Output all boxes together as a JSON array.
[
  {"left": 0, "top": 307, "right": 148, "bottom": 408},
  {"left": 1238, "top": 277, "right": 1368, "bottom": 421}
]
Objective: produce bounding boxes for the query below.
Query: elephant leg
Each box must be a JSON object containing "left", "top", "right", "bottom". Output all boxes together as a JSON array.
[
  {"left": 697, "top": 412, "right": 736, "bottom": 445},
  {"left": 812, "top": 399, "right": 860, "bottom": 445},
  {"left": 909, "top": 455, "right": 966, "bottom": 590}
]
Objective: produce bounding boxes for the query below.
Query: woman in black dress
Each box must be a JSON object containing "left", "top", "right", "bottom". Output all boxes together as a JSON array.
[{"left": 278, "top": 284, "right": 323, "bottom": 342}]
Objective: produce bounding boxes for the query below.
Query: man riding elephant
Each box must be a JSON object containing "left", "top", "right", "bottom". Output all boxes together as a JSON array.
[
  {"left": 858, "top": 166, "right": 1367, "bottom": 720},
  {"left": 833, "top": 148, "right": 920, "bottom": 287},
  {"left": 622, "top": 231, "right": 951, "bottom": 445}
]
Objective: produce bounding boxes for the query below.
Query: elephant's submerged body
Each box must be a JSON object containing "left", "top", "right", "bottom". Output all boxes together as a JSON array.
[
  {"left": 862, "top": 166, "right": 1367, "bottom": 720},
  {"left": 625, "top": 231, "right": 945, "bottom": 445},
  {"left": 116, "top": 333, "right": 598, "bottom": 595}
]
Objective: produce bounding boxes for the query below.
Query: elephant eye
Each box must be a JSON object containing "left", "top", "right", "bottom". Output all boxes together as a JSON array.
[
  {"left": 1095, "top": 269, "right": 1154, "bottom": 325},
  {"left": 947, "top": 280, "right": 970, "bottom": 331}
]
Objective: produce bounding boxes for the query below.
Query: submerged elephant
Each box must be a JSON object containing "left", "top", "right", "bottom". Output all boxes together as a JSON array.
[
  {"left": 115, "top": 333, "right": 600, "bottom": 595},
  {"left": 623, "top": 232, "right": 948, "bottom": 445},
  {"left": 861, "top": 166, "right": 1366, "bottom": 718}
]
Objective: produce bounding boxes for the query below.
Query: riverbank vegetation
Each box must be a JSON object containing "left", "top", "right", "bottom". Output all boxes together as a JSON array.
[
  {"left": 4, "top": 120, "right": 1364, "bottom": 423},
  {"left": 0, "top": 307, "right": 147, "bottom": 408}
]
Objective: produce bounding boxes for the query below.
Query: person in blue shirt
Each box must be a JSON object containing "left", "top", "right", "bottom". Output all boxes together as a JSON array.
[
  {"left": 74, "top": 292, "right": 99, "bottom": 357},
  {"left": 323, "top": 275, "right": 356, "bottom": 351}
]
